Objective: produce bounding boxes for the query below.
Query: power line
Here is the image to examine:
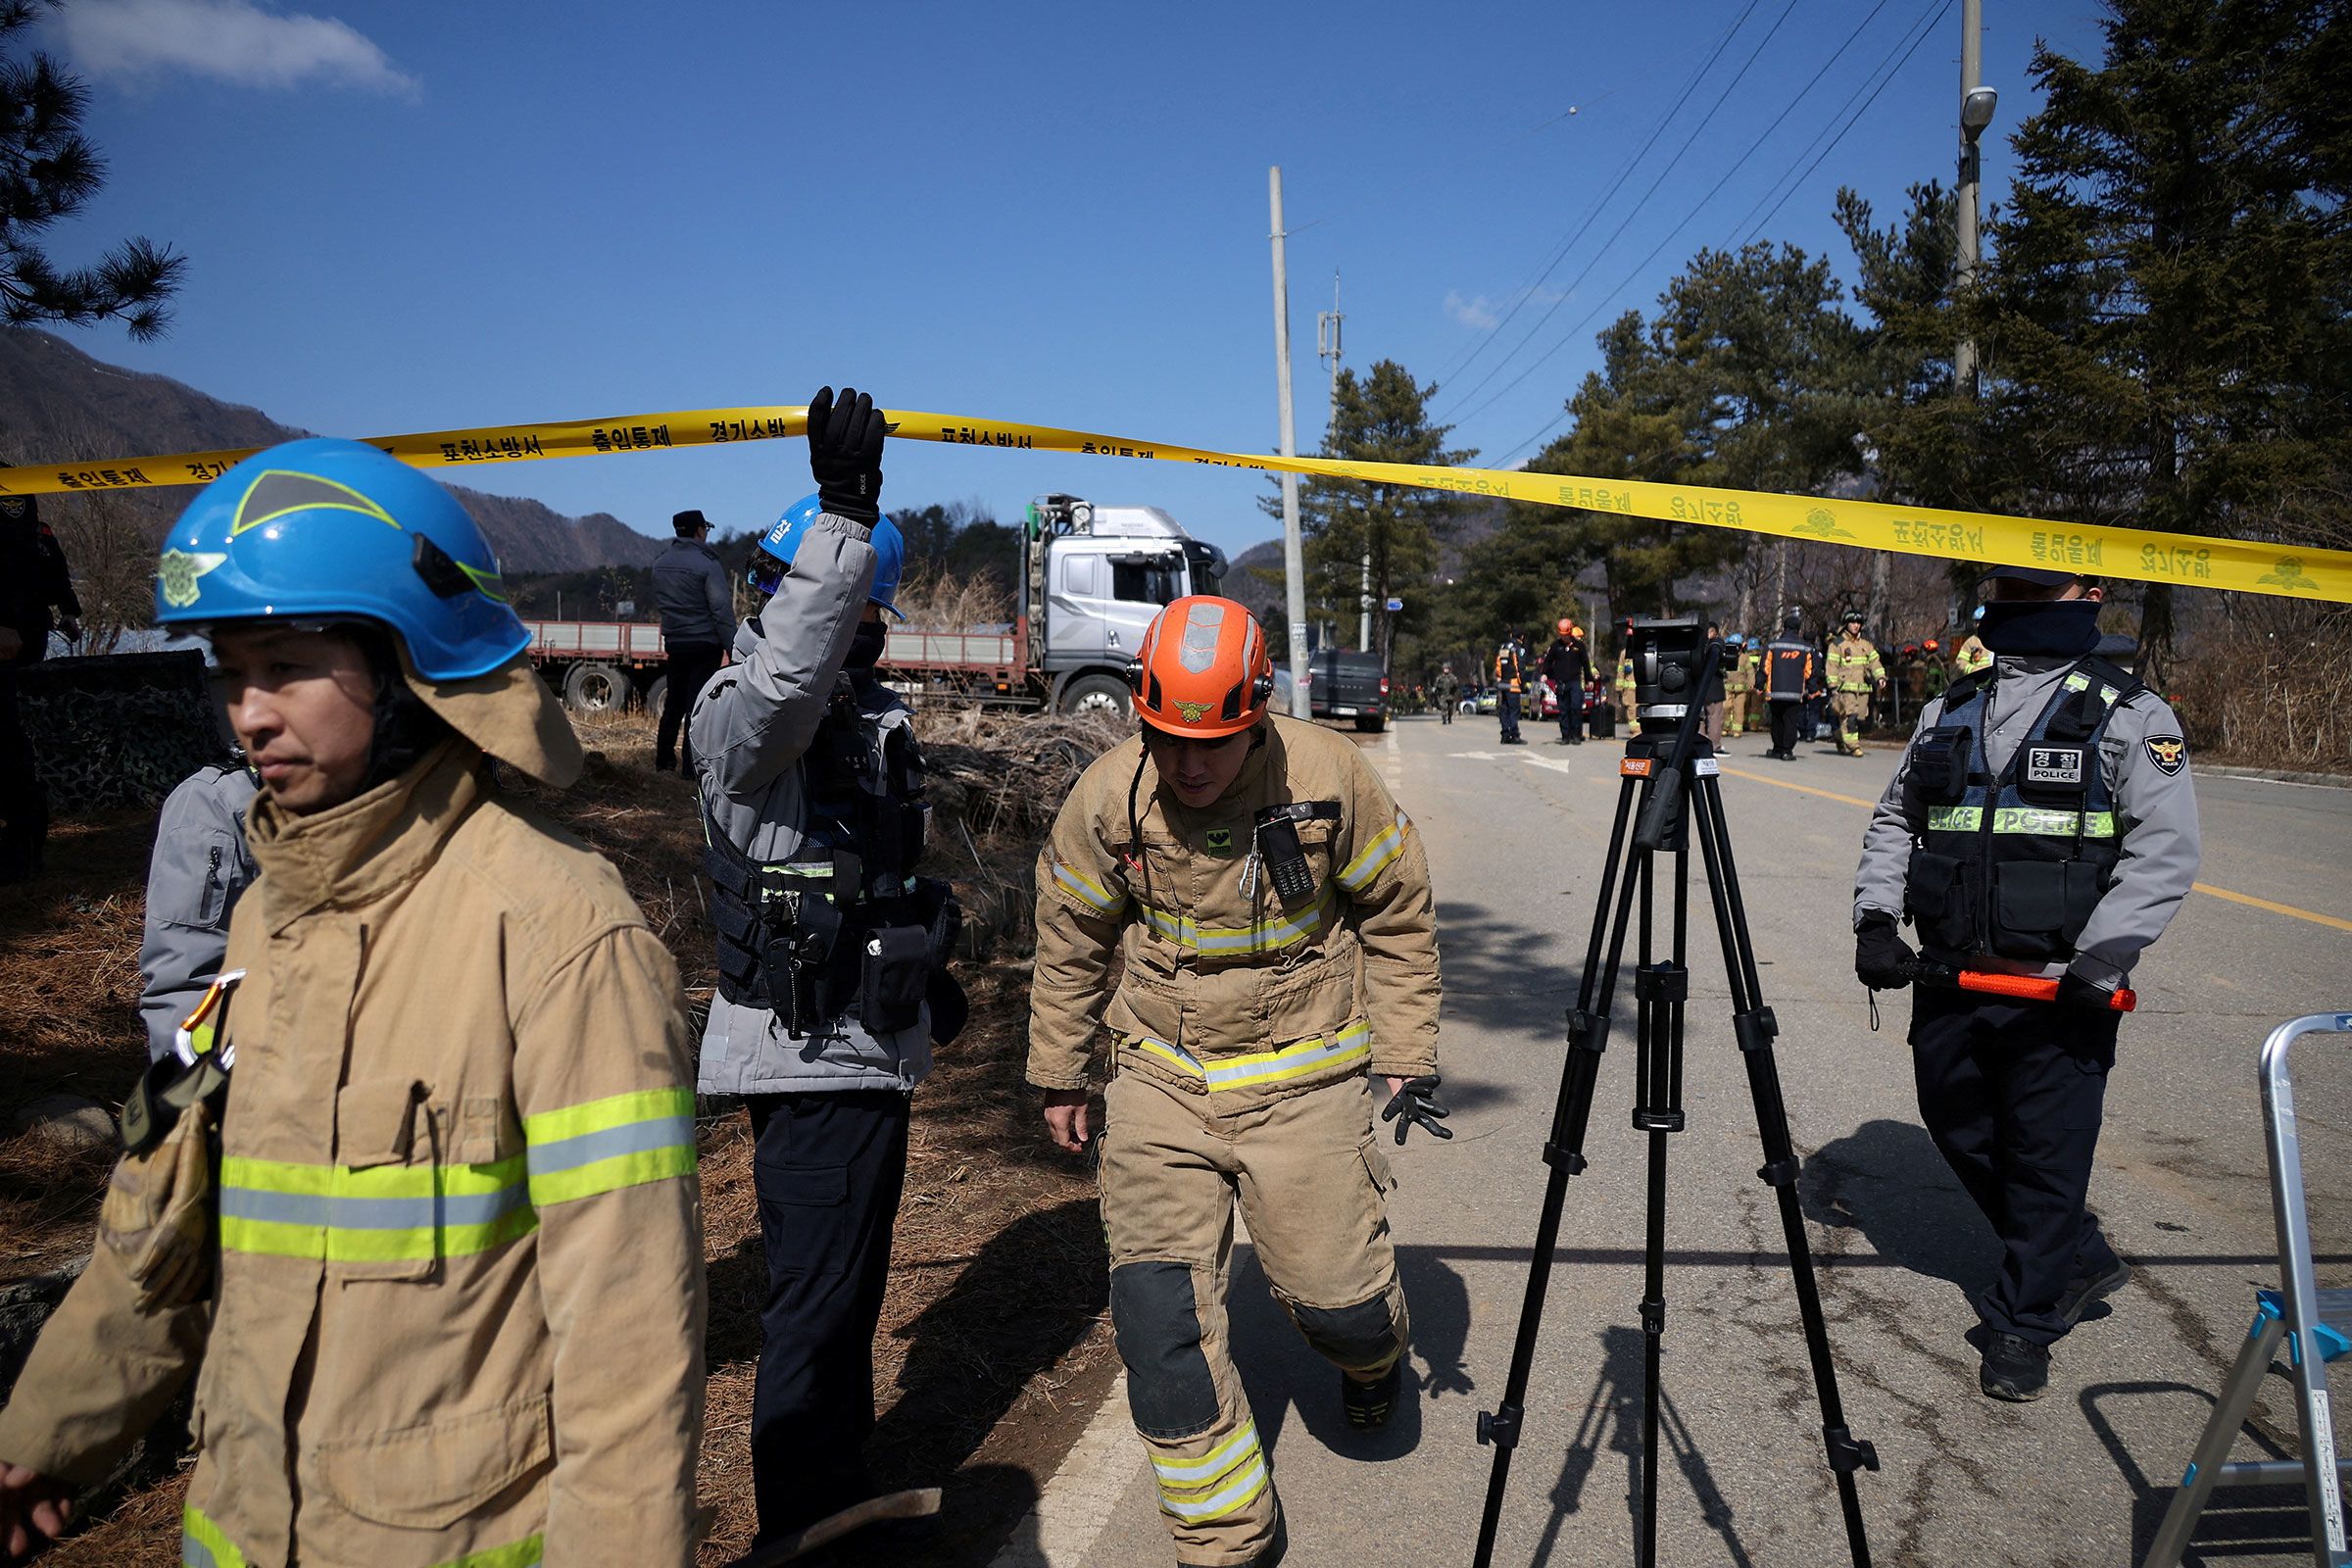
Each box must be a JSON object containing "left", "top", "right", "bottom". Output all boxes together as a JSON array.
[
  {"left": 1726, "top": 0, "right": 1953, "bottom": 246},
  {"left": 1434, "top": 0, "right": 1803, "bottom": 423},
  {"left": 1432, "top": 0, "right": 1766, "bottom": 392},
  {"left": 1485, "top": 0, "right": 1952, "bottom": 466}
]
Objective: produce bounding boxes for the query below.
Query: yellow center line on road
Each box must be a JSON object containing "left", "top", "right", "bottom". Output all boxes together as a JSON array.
[{"left": 1714, "top": 765, "right": 2352, "bottom": 935}]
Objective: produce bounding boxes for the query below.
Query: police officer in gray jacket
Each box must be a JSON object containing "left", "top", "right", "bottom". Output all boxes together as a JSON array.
[
  {"left": 689, "top": 386, "right": 961, "bottom": 1550},
  {"left": 651, "top": 508, "right": 736, "bottom": 773},
  {"left": 1852, "top": 564, "right": 2199, "bottom": 1402},
  {"left": 136, "top": 758, "right": 260, "bottom": 1059}
]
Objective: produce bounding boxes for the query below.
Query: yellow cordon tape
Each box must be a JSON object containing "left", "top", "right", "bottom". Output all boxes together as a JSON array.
[{"left": 4, "top": 402, "right": 2348, "bottom": 604}]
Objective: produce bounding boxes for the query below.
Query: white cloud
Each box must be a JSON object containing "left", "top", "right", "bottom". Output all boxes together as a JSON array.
[
  {"left": 1444, "top": 290, "right": 1498, "bottom": 330},
  {"left": 57, "top": 0, "right": 416, "bottom": 95},
  {"left": 1444, "top": 284, "right": 1567, "bottom": 332}
]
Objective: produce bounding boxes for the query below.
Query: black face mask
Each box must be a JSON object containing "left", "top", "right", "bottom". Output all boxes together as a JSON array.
[
  {"left": 846, "top": 619, "right": 888, "bottom": 668},
  {"left": 1977, "top": 598, "right": 2101, "bottom": 659}
]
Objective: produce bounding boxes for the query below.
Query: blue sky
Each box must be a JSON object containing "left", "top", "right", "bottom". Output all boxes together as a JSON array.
[{"left": 38, "top": 0, "right": 2108, "bottom": 560}]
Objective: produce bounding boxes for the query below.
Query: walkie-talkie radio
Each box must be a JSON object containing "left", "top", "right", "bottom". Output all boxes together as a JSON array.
[{"left": 1250, "top": 802, "right": 1342, "bottom": 904}]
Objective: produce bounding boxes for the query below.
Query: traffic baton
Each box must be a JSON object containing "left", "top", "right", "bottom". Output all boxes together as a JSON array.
[{"left": 1913, "top": 962, "right": 2136, "bottom": 1012}]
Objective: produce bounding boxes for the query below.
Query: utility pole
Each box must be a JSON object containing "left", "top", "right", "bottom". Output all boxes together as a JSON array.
[
  {"left": 1270, "top": 167, "right": 1310, "bottom": 717},
  {"left": 1317, "top": 271, "right": 1370, "bottom": 653},
  {"left": 1955, "top": 0, "right": 1995, "bottom": 399}
]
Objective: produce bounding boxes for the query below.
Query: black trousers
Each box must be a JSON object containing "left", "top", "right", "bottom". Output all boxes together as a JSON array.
[
  {"left": 658, "top": 642, "right": 724, "bottom": 771},
  {"left": 1557, "top": 679, "right": 1584, "bottom": 741},
  {"left": 747, "top": 1088, "right": 911, "bottom": 1539},
  {"left": 1910, "top": 986, "right": 2124, "bottom": 1346},
  {"left": 1767, "top": 699, "right": 1802, "bottom": 756},
  {"left": 0, "top": 668, "right": 45, "bottom": 878},
  {"left": 1498, "top": 690, "right": 1522, "bottom": 741}
]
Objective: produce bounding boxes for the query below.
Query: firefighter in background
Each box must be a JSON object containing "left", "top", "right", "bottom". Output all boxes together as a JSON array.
[
  {"left": 1955, "top": 609, "right": 1993, "bottom": 676},
  {"left": 1029, "top": 597, "right": 1448, "bottom": 1567},
  {"left": 1493, "top": 629, "right": 1532, "bottom": 746},
  {"left": 1922, "top": 637, "right": 1950, "bottom": 700},
  {"left": 1761, "top": 613, "right": 1814, "bottom": 760},
  {"left": 1853, "top": 564, "right": 2199, "bottom": 1400},
  {"left": 1720, "top": 634, "right": 1751, "bottom": 738},
  {"left": 1613, "top": 643, "right": 1638, "bottom": 726},
  {"left": 1826, "top": 609, "right": 1886, "bottom": 757}
]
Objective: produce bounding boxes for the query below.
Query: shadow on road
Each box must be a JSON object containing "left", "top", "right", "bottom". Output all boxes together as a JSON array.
[
  {"left": 1227, "top": 1243, "right": 1475, "bottom": 1470},
  {"left": 1523, "top": 1323, "right": 1756, "bottom": 1568},
  {"left": 1800, "top": 1116, "right": 1999, "bottom": 1291},
  {"left": 2080, "top": 1378, "right": 2317, "bottom": 1566}
]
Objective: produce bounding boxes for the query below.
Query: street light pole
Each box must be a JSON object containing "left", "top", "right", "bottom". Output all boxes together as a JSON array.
[
  {"left": 1270, "top": 167, "right": 1310, "bottom": 717},
  {"left": 1955, "top": 0, "right": 1995, "bottom": 399}
]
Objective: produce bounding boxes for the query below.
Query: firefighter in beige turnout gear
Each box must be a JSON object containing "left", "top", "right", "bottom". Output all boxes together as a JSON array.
[{"left": 1030, "top": 596, "right": 1446, "bottom": 1567}]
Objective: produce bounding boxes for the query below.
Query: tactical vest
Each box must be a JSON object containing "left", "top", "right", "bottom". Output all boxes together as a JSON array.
[
  {"left": 1901, "top": 657, "right": 2138, "bottom": 965},
  {"left": 1765, "top": 640, "right": 1810, "bottom": 701},
  {"left": 702, "top": 676, "right": 957, "bottom": 1038}
]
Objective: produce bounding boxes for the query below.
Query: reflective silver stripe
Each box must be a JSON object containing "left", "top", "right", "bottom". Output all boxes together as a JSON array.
[
  {"left": 1052, "top": 859, "right": 1126, "bottom": 915},
  {"left": 1337, "top": 812, "right": 1407, "bottom": 891},
  {"left": 1152, "top": 1422, "right": 1259, "bottom": 1484},
  {"left": 1201, "top": 1026, "right": 1371, "bottom": 1089},
  {"left": 524, "top": 1114, "right": 695, "bottom": 1178},
  {"left": 1161, "top": 1457, "right": 1270, "bottom": 1521},
  {"left": 1139, "top": 897, "right": 1326, "bottom": 954},
  {"left": 182, "top": 1539, "right": 217, "bottom": 1568},
  {"left": 218, "top": 1185, "right": 531, "bottom": 1230}
]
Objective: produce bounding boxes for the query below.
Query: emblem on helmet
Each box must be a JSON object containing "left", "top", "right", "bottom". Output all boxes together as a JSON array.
[
  {"left": 157, "top": 549, "right": 228, "bottom": 609},
  {"left": 1174, "top": 700, "right": 1211, "bottom": 724}
]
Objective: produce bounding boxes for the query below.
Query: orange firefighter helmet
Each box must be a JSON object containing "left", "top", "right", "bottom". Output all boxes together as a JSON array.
[{"left": 1126, "top": 596, "right": 1274, "bottom": 738}]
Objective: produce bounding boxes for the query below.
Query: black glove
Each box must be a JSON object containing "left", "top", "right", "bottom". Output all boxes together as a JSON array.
[
  {"left": 2055, "top": 971, "right": 2118, "bottom": 1013},
  {"left": 1381, "top": 1074, "right": 1453, "bottom": 1146},
  {"left": 806, "top": 384, "right": 886, "bottom": 523},
  {"left": 1854, "top": 913, "right": 1915, "bottom": 991}
]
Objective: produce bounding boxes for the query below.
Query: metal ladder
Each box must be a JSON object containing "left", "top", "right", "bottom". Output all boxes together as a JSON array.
[{"left": 2145, "top": 1012, "right": 2352, "bottom": 1568}]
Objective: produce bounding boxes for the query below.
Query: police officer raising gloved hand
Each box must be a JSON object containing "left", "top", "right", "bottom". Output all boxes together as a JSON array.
[{"left": 688, "top": 386, "right": 967, "bottom": 1554}]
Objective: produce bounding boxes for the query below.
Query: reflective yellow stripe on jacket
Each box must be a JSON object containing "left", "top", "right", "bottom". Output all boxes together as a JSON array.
[
  {"left": 1337, "top": 811, "right": 1408, "bottom": 892},
  {"left": 182, "top": 1505, "right": 545, "bottom": 1568},
  {"left": 1923, "top": 806, "right": 2119, "bottom": 838},
  {"left": 1131, "top": 1022, "right": 1373, "bottom": 1091},
  {"left": 1136, "top": 891, "right": 1332, "bottom": 956},
  {"left": 218, "top": 1089, "right": 696, "bottom": 1262},
  {"left": 1050, "top": 857, "right": 1128, "bottom": 918},
  {"left": 1150, "top": 1421, "right": 1269, "bottom": 1523}
]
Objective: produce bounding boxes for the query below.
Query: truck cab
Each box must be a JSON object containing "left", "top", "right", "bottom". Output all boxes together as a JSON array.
[{"left": 1025, "top": 495, "right": 1227, "bottom": 716}]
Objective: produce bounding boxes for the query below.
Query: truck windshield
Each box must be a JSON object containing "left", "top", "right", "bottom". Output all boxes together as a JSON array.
[{"left": 1112, "top": 557, "right": 1184, "bottom": 606}]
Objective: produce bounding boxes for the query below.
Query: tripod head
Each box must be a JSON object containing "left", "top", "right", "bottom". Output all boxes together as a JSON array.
[{"left": 1624, "top": 618, "right": 1730, "bottom": 851}]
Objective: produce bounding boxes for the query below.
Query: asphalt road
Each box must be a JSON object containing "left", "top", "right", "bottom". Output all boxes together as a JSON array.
[{"left": 1031, "top": 712, "right": 2352, "bottom": 1568}]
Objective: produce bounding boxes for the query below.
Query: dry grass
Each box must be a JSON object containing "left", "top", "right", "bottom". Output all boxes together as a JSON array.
[{"left": 0, "top": 703, "right": 1124, "bottom": 1567}]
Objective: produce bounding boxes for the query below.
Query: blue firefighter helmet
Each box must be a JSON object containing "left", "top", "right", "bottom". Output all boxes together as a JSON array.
[
  {"left": 749, "top": 492, "right": 906, "bottom": 619},
  {"left": 153, "top": 438, "right": 526, "bottom": 681}
]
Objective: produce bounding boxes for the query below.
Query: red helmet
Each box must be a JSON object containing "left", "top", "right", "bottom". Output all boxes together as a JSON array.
[
  {"left": 1924, "top": 638, "right": 1940, "bottom": 652},
  {"left": 1127, "top": 596, "right": 1273, "bottom": 738}
]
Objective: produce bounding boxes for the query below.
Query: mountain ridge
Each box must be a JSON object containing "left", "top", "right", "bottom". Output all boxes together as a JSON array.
[{"left": 0, "top": 327, "right": 659, "bottom": 572}]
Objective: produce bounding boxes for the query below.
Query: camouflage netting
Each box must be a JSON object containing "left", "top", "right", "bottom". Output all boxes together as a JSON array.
[{"left": 22, "top": 652, "right": 228, "bottom": 812}]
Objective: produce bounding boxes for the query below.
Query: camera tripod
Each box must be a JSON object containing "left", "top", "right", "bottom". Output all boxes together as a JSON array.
[{"left": 1471, "top": 644, "right": 1879, "bottom": 1568}]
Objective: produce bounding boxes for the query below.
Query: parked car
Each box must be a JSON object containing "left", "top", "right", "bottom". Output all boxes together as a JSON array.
[{"left": 1307, "top": 649, "right": 1388, "bottom": 732}]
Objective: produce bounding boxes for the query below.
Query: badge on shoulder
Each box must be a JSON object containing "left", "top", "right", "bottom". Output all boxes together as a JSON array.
[{"left": 2144, "top": 735, "right": 2187, "bottom": 775}]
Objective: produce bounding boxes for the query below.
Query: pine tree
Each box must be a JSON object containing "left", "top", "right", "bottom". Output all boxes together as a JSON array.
[
  {"left": 1263, "top": 359, "right": 1472, "bottom": 663},
  {"left": 0, "top": 1, "right": 184, "bottom": 339},
  {"left": 1974, "top": 0, "right": 2352, "bottom": 669}
]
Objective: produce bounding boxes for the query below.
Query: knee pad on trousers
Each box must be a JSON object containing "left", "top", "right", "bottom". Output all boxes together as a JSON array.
[
  {"left": 1290, "top": 1293, "right": 1399, "bottom": 1372},
  {"left": 1110, "top": 1260, "right": 1221, "bottom": 1441}
]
